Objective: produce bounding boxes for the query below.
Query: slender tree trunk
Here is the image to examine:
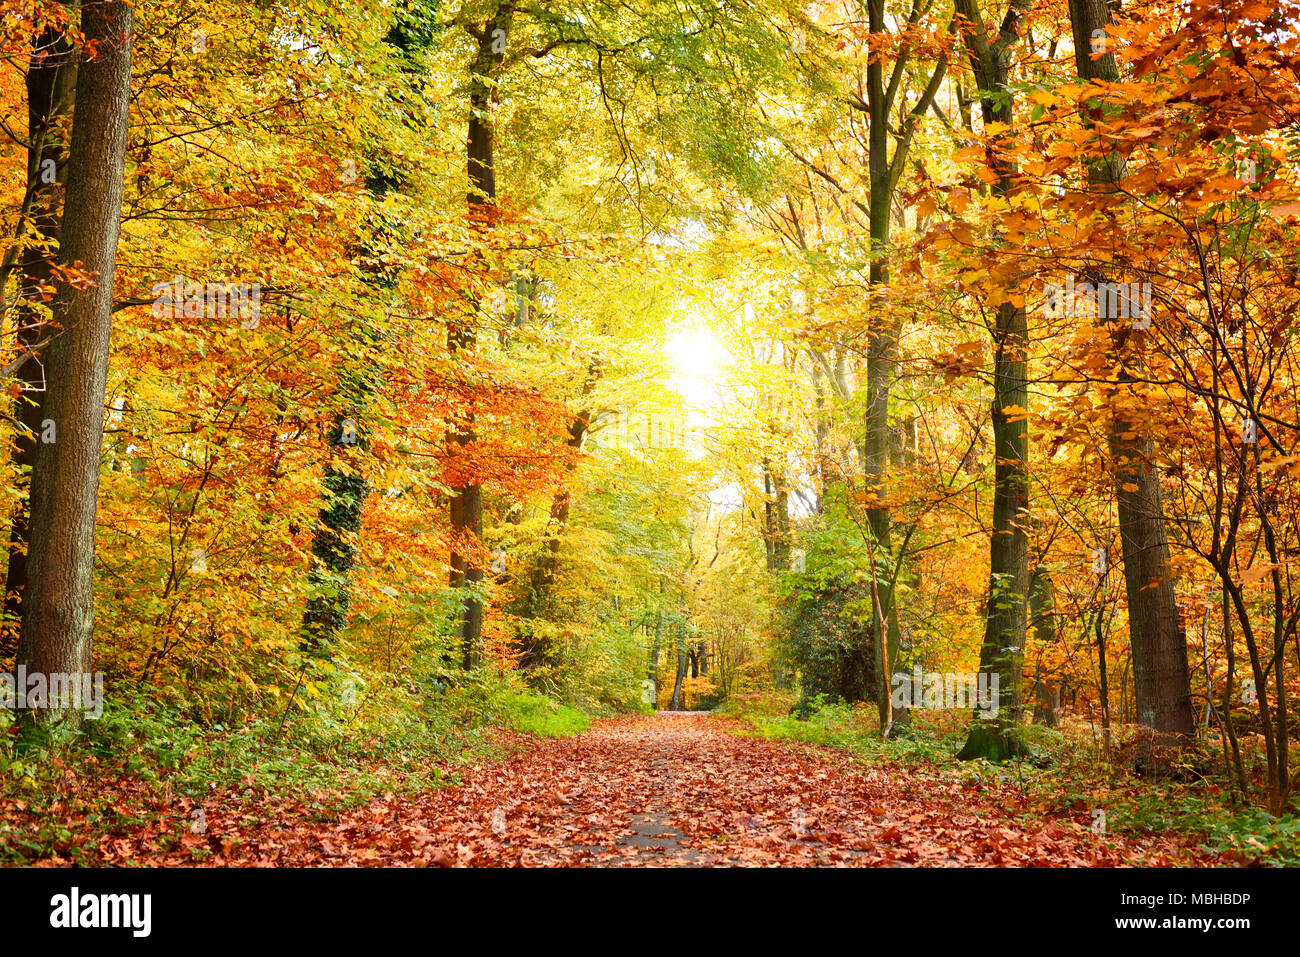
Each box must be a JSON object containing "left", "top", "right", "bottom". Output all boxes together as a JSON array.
[
  {"left": 300, "top": 11, "right": 437, "bottom": 654},
  {"left": 954, "top": 0, "right": 1034, "bottom": 761},
  {"left": 648, "top": 604, "right": 662, "bottom": 707},
  {"left": 811, "top": 359, "right": 830, "bottom": 510},
  {"left": 1218, "top": 585, "right": 1249, "bottom": 796},
  {"left": 1096, "top": 606, "right": 1113, "bottom": 762},
  {"left": 762, "top": 465, "right": 775, "bottom": 570},
  {"left": 450, "top": 4, "right": 512, "bottom": 670},
  {"left": 669, "top": 627, "right": 688, "bottom": 711},
  {"left": 1030, "top": 567, "right": 1059, "bottom": 726},
  {"left": 864, "top": 0, "right": 903, "bottom": 726},
  {"left": 301, "top": 414, "right": 370, "bottom": 652},
  {"left": 515, "top": 410, "right": 589, "bottom": 669},
  {"left": 960, "top": 298, "right": 1031, "bottom": 760},
  {"left": 17, "top": 0, "right": 133, "bottom": 725},
  {"left": 859, "top": 3, "right": 948, "bottom": 729}
]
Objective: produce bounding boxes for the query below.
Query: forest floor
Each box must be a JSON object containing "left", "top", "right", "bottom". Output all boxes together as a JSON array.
[{"left": 29, "top": 711, "right": 1232, "bottom": 867}]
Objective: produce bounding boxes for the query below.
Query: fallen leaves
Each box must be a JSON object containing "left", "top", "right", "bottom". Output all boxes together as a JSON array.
[{"left": 11, "top": 714, "right": 1230, "bottom": 868}]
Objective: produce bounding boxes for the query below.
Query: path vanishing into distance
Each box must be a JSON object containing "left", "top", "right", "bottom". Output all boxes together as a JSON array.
[{"left": 58, "top": 713, "right": 1225, "bottom": 868}]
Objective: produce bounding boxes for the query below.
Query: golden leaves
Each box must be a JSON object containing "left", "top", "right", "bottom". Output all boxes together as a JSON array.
[
  {"left": 1239, "top": 564, "right": 1282, "bottom": 586},
  {"left": 929, "top": 341, "right": 986, "bottom": 382}
]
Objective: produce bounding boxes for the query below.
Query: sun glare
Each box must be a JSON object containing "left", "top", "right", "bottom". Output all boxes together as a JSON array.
[{"left": 665, "top": 324, "right": 730, "bottom": 413}]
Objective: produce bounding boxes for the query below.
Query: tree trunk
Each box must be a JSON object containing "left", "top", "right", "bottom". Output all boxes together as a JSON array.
[
  {"left": 515, "top": 411, "right": 589, "bottom": 669},
  {"left": 959, "top": 301, "right": 1031, "bottom": 760},
  {"left": 2, "top": 14, "right": 79, "bottom": 660},
  {"left": 450, "top": 5, "right": 512, "bottom": 669},
  {"left": 864, "top": 0, "right": 902, "bottom": 727},
  {"left": 1096, "top": 606, "right": 1113, "bottom": 762},
  {"left": 669, "top": 627, "right": 687, "bottom": 710},
  {"left": 1112, "top": 423, "right": 1195, "bottom": 744},
  {"left": 954, "top": 0, "right": 1034, "bottom": 761},
  {"left": 762, "top": 459, "right": 791, "bottom": 572},
  {"left": 1029, "top": 567, "right": 1059, "bottom": 726},
  {"left": 811, "top": 359, "right": 831, "bottom": 510},
  {"left": 1067, "top": 0, "right": 1194, "bottom": 751},
  {"left": 17, "top": 0, "right": 133, "bottom": 725},
  {"left": 301, "top": 415, "right": 370, "bottom": 652},
  {"left": 648, "top": 605, "right": 662, "bottom": 706}
]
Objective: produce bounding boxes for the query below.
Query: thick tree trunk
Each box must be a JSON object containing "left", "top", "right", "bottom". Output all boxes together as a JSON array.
[
  {"left": 1112, "top": 423, "right": 1194, "bottom": 743},
  {"left": 2, "top": 16, "right": 79, "bottom": 659},
  {"left": 17, "top": 0, "right": 133, "bottom": 724},
  {"left": 1067, "top": 0, "right": 1194, "bottom": 751}
]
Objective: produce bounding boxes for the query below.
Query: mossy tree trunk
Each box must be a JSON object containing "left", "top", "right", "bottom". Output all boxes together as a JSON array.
[{"left": 953, "top": 0, "right": 1034, "bottom": 761}]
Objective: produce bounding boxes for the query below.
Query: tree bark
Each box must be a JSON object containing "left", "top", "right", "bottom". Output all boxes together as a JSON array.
[
  {"left": 514, "top": 410, "right": 589, "bottom": 669},
  {"left": 2, "top": 12, "right": 79, "bottom": 660},
  {"left": 450, "top": 3, "right": 512, "bottom": 669},
  {"left": 954, "top": 0, "right": 1034, "bottom": 761},
  {"left": 648, "top": 603, "right": 662, "bottom": 707},
  {"left": 669, "top": 626, "right": 688, "bottom": 711},
  {"left": 1029, "top": 566, "right": 1060, "bottom": 726},
  {"left": 17, "top": 0, "right": 133, "bottom": 724},
  {"left": 762, "top": 458, "right": 791, "bottom": 572},
  {"left": 301, "top": 415, "right": 371, "bottom": 652},
  {"left": 960, "top": 299, "right": 1031, "bottom": 759},
  {"left": 1067, "top": 0, "right": 1195, "bottom": 750}
]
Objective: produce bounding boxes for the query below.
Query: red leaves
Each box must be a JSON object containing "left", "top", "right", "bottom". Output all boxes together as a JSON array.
[{"left": 12, "top": 715, "right": 1227, "bottom": 867}]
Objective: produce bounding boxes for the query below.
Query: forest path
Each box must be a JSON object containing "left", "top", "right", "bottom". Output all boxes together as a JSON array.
[{"left": 224, "top": 712, "right": 1216, "bottom": 867}]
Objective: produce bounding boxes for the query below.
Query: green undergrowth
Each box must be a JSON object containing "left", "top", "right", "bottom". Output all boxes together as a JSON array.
[{"left": 0, "top": 668, "right": 590, "bottom": 865}]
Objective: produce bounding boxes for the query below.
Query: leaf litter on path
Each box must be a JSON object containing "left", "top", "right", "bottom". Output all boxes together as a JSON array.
[{"left": 66, "top": 712, "right": 1226, "bottom": 867}]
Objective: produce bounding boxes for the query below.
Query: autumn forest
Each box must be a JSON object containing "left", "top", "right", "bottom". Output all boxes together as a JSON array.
[{"left": 1, "top": 0, "right": 1299, "bottom": 887}]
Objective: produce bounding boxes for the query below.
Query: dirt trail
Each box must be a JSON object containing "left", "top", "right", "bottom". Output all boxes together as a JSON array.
[{"left": 192, "top": 712, "right": 1217, "bottom": 867}]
